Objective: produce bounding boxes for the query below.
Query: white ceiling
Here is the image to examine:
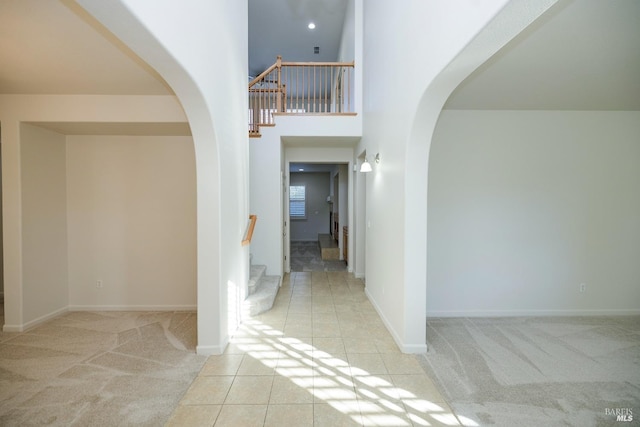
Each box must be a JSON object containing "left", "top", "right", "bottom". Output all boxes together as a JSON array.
[
  {"left": 445, "top": 0, "right": 640, "bottom": 110},
  {"left": 0, "top": 0, "right": 637, "bottom": 113},
  {"left": 0, "top": 0, "right": 171, "bottom": 95}
]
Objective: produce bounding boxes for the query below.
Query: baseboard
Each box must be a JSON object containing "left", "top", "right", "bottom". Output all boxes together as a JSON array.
[
  {"left": 403, "top": 343, "right": 429, "bottom": 353},
  {"left": 3, "top": 324, "right": 24, "bottom": 333},
  {"left": 426, "top": 308, "right": 640, "bottom": 318},
  {"left": 2, "top": 304, "right": 197, "bottom": 333},
  {"left": 68, "top": 305, "right": 197, "bottom": 312},
  {"left": 365, "top": 288, "right": 428, "bottom": 354},
  {"left": 3, "top": 306, "right": 69, "bottom": 333},
  {"left": 197, "top": 335, "right": 229, "bottom": 356}
]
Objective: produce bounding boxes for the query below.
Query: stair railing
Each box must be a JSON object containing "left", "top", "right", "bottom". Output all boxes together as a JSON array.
[
  {"left": 249, "top": 56, "right": 355, "bottom": 137},
  {"left": 242, "top": 214, "right": 257, "bottom": 246}
]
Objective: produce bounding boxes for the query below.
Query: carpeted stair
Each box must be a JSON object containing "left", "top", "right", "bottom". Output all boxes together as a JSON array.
[
  {"left": 318, "top": 233, "right": 340, "bottom": 260},
  {"left": 243, "top": 265, "right": 280, "bottom": 316}
]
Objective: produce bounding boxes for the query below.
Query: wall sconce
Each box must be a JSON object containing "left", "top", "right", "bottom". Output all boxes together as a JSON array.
[
  {"left": 360, "top": 157, "right": 372, "bottom": 173},
  {"left": 359, "top": 153, "right": 380, "bottom": 173}
]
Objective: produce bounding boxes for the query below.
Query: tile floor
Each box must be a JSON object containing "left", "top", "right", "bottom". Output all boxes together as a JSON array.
[{"left": 167, "top": 271, "right": 460, "bottom": 426}]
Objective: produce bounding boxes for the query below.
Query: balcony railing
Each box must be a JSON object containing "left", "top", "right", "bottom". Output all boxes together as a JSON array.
[{"left": 249, "top": 56, "right": 355, "bottom": 137}]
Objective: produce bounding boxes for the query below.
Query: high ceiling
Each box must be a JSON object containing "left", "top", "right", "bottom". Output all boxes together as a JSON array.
[
  {"left": 0, "top": 0, "right": 638, "bottom": 111},
  {"left": 445, "top": 0, "right": 640, "bottom": 110},
  {"left": 248, "top": 0, "right": 348, "bottom": 78},
  {"left": 0, "top": 0, "right": 171, "bottom": 95}
]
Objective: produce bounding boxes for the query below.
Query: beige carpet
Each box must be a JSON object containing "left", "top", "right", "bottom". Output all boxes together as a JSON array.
[
  {"left": 0, "top": 303, "right": 205, "bottom": 426},
  {"left": 419, "top": 316, "right": 640, "bottom": 427}
]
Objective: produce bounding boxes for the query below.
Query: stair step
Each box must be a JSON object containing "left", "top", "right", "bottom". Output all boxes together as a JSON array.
[
  {"left": 244, "top": 275, "right": 281, "bottom": 317},
  {"left": 248, "top": 265, "right": 267, "bottom": 295},
  {"left": 318, "top": 233, "right": 340, "bottom": 260}
]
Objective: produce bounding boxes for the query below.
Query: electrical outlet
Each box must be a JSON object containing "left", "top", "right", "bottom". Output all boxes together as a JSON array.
[
  {"left": 579, "top": 283, "right": 586, "bottom": 293},
  {"left": 96, "top": 280, "right": 103, "bottom": 288}
]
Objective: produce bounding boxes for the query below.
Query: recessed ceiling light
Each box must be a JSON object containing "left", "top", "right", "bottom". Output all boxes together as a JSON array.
[
  {"left": 299, "top": 168, "right": 304, "bottom": 171},
  {"left": 308, "top": 22, "right": 316, "bottom": 30}
]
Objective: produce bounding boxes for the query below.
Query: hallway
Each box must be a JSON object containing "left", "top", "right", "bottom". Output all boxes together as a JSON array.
[
  {"left": 290, "top": 241, "right": 348, "bottom": 272},
  {"left": 168, "top": 271, "right": 458, "bottom": 426}
]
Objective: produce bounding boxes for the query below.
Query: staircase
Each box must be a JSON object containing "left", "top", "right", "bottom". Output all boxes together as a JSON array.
[
  {"left": 248, "top": 55, "right": 356, "bottom": 137},
  {"left": 318, "top": 233, "right": 340, "bottom": 260},
  {"left": 243, "top": 265, "right": 281, "bottom": 317}
]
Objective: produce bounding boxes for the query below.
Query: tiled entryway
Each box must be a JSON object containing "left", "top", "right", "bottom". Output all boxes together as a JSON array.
[{"left": 167, "top": 272, "right": 460, "bottom": 426}]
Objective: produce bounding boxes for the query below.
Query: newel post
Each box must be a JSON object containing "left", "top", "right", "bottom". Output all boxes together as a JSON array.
[{"left": 276, "top": 55, "right": 283, "bottom": 112}]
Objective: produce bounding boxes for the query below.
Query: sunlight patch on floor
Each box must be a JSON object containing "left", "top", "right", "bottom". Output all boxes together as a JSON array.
[
  {"left": 234, "top": 318, "right": 459, "bottom": 426},
  {"left": 170, "top": 272, "right": 470, "bottom": 426}
]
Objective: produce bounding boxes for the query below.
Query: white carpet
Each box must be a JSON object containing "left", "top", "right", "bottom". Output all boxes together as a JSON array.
[{"left": 420, "top": 316, "right": 640, "bottom": 427}]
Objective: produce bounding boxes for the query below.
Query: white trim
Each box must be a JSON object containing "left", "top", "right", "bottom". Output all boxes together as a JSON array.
[
  {"left": 68, "top": 305, "right": 197, "bottom": 312},
  {"left": 365, "top": 288, "right": 427, "bottom": 354},
  {"left": 403, "top": 343, "right": 429, "bottom": 353},
  {"left": 197, "top": 335, "right": 229, "bottom": 356},
  {"left": 196, "top": 345, "right": 225, "bottom": 356},
  {"left": 3, "top": 306, "right": 69, "bottom": 333},
  {"left": 2, "top": 304, "right": 197, "bottom": 333},
  {"left": 426, "top": 309, "right": 640, "bottom": 318}
]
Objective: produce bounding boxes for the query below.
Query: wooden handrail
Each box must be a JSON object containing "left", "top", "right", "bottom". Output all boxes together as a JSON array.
[
  {"left": 281, "top": 61, "right": 355, "bottom": 67},
  {"left": 248, "top": 58, "right": 280, "bottom": 88},
  {"left": 248, "top": 56, "right": 355, "bottom": 137},
  {"left": 242, "top": 214, "right": 257, "bottom": 246}
]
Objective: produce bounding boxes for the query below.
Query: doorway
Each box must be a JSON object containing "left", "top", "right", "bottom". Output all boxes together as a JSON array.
[{"left": 288, "top": 162, "right": 348, "bottom": 272}]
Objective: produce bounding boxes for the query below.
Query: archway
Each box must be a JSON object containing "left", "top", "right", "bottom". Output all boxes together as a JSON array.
[
  {"left": 404, "top": 0, "right": 559, "bottom": 350},
  {"left": 77, "top": 0, "right": 250, "bottom": 354}
]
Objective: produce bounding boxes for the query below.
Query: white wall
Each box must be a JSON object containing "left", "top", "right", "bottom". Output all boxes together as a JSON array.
[
  {"left": 275, "top": 115, "right": 361, "bottom": 139},
  {"left": 0, "top": 147, "right": 3, "bottom": 299},
  {"left": 78, "top": 0, "right": 250, "bottom": 354},
  {"left": 359, "top": 0, "right": 555, "bottom": 352},
  {"left": 428, "top": 110, "right": 640, "bottom": 316},
  {"left": 20, "top": 124, "right": 68, "bottom": 326},
  {"left": 290, "top": 172, "right": 331, "bottom": 241},
  {"left": 338, "top": 164, "right": 349, "bottom": 260},
  {"left": 1, "top": 94, "right": 189, "bottom": 331},
  {"left": 250, "top": 113, "right": 361, "bottom": 276},
  {"left": 337, "top": 0, "right": 357, "bottom": 116},
  {"left": 66, "top": 135, "right": 196, "bottom": 310},
  {"left": 249, "top": 132, "right": 282, "bottom": 277},
  {"left": 337, "top": 0, "right": 355, "bottom": 63},
  {"left": 354, "top": 151, "right": 366, "bottom": 278}
]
